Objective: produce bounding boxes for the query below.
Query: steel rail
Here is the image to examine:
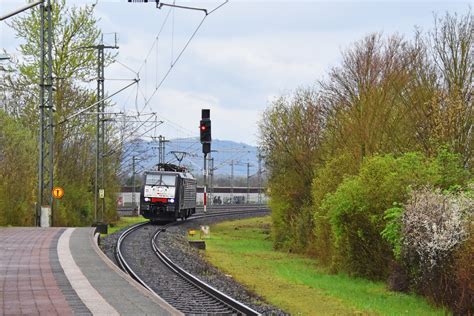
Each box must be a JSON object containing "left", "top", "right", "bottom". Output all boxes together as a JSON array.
[
  {"left": 115, "top": 208, "right": 267, "bottom": 315},
  {"left": 114, "top": 221, "right": 163, "bottom": 298},
  {"left": 151, "top": 209, "right": 267, "bottom": 316}
]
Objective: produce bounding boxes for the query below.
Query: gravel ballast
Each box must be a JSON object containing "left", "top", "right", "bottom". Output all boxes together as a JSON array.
[{"left": 100, "top": 212, "right": 288, "bottom": 315}]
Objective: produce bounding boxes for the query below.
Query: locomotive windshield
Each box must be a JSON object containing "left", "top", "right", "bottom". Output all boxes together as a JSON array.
[{"left": 145, "top": 174, "right": 176, "bottom": 186}]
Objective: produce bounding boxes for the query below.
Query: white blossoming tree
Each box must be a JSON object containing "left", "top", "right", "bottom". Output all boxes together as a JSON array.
[{"left": 402, "top": 188, "right": 472, "bottom": 272}]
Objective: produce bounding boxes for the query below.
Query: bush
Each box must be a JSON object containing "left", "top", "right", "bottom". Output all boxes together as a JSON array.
[
  {"left": 402, "top": 188, "right": 471, "bottom": 273},
  {"left": 269, "top": 191, "right": 315, "bottom": 253},
  {"left": 319, "top": 152, "right": 442, "bottom": 279},
  {"left": 434, "top": 147, "right": 470, "bottom": 190},
  {"left": 401, "top": 187, "right": 473, "bottom": 313},
  {"left": 290, "top": 204, "right": 316, "bottom": 254},
  {"left": 322, "top": 176, "right": 393, "bottom": 278},
  {"left": 312, "top": 153, "right": 359, "bottom": 263},
  {"left": 269, "top": 193, "right": 292, "bottom": 250},
  {"left": 0, "top": 112, "right": 37, "bottom": 226},
  {"left": 450, "top": 233, "right": 473, "bottom": 315},
  {"left": 381, "top": 205, "right": 403, "bottom": 260}
]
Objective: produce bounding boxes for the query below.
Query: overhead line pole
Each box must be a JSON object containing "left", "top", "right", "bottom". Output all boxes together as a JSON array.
[
  {"left": 209, "top": 156, "right": 214, "bottom": 207},
  {"left": 203, "top": 153, "right": 207, "bottom": 211},
  {"left": 91, "top": 38, "right": 119, "bottom": 224},
  {"left": 230, "top": 160, "right": 234, "bottom": 204},
  {"left": 37, "top": 0, "right": 54, "bottom": 227},
  {"left": 2, "top": 0, "right": 54, "bottom": 227},
  {"left": 247, "top": 162, "right": 250, "bottom": 204},
  {"left": 258, "top": 153, "right": 262, "bottom": 205},
  {"left": 131, "top": 156, "right": 139, "bottom": 215},
  {"left": 158, "top": 135, "right": 170, "bottom": 164}
]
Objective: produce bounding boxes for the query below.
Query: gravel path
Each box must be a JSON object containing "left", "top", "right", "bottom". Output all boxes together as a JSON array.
[{"left": 100, "top": 212, "right": 288, "bottom": 315}]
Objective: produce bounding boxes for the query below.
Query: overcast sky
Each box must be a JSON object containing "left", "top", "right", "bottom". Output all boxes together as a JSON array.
[{"left": 1, "top": 0, "right": 471, "bottom": 146}]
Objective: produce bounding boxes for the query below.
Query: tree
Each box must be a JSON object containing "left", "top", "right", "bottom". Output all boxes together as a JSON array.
[
  {"left": 400, "top": 12, "right": 473, "bottom": 167},
  {"left": 1, "top": 0, "right": 120, "bottom": 225},
  {"left": 319, "top": 34, "right": 416, "bottom": 163},
  {"left": 430, "top": 11, "right": 473, "bottom": 168},
  {"left": 0, "top": 110, "right": 37, "bottom": 226},
  {"left": 259, "top": 88, "right": 325, "bottom": 252}
]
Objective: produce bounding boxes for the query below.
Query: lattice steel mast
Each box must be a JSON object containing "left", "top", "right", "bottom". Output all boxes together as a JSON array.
[
  {"left": 37, "top": 0, "right": 54, "bottom": 226},
  {"left": 94, "top": 37, "right": 118, "bottom": 223}
]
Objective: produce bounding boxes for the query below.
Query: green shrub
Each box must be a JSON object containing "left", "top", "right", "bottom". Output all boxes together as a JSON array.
[
  {"left": 381, "top": 205, "right": 403, "bottom": 259},
  {"left": 434, "top": 147, "right": 470, "bottom": 190},
  {"left": 379, "top": 150, "right": 471, "bottom": 261},
  {"left": 312, "top": 153, "right": 359, "bottom": 264},
  {"left": 269, "top": 194, "right": 292, "bottom": 250},
  {"left": 269, "top": 189, "right": 315, "bottom": 253},
  {"left": 322, "top": 176, "right": 393, "bottom": 278},
  {"left": 290, "top": 204, "right": 316, "bottom": 255},
  {"left": 0, "top": 112, "right": 37, "bottom": 226},
  {"left": 319, "top": 152, "right": 441, "bottom": 279}
]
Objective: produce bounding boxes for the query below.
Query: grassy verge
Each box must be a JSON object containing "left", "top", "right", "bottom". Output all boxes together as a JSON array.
[
  {"left": 204, "top": 216, "right": 445, "bottom": 315},
  {"left": 104, "top": 216, "right": 147, "bottom": 235}
]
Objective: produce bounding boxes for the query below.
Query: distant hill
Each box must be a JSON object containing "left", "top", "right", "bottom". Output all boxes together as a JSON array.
[{"left": 122, "top": 138, "right": 259, "bottom": 177}]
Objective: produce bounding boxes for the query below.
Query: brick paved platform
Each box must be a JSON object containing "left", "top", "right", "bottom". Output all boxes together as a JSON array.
[
  {"left": 0, "top": 228, "right": 74, "bottom": 315},
  {"left": 0, "top": 227, "right": 181, "bottom": 316}
]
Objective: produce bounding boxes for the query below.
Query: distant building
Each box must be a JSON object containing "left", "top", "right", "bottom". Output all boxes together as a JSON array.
[
  {"left": 117, "top": 186, "right": 268, "bottom": 212},
  {"left": 196, "top": 186, "right": 268, "bottom": 205}
]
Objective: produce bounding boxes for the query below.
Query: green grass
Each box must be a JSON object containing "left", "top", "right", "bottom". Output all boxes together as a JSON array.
[
  {"left": 104, "top": 216, "right": 147, "bottom": 235},
  {"left": 204, "top": 216, "right": 445, "bottom": 316}
]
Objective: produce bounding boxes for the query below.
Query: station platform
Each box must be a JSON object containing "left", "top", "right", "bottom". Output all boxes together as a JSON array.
[{"left": 0, "top": 227, "right": 182, "bottom": 315}]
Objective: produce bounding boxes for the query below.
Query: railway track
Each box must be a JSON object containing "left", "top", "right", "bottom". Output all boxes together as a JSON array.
[
  {"left": 118, "top": 204, "right": 267, "bottom": 217},
  {"left": 115, "top": 208, "right": 267, "bottom": 315}
]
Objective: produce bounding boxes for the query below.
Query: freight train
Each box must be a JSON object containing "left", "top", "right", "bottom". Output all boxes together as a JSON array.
[{"left": 139, "top": 164, "right": 197, "bottom": 221}]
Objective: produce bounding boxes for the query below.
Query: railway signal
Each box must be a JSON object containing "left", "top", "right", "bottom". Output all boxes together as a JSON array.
[
  {"left": 200, "top": 120, "right": 211, "bottom": 142},
  {"left": 200, "top": 109, "right": 211, "bottom": 153},
  {"left": 200, "top": 109, "right": 212, "bottom": 212}
]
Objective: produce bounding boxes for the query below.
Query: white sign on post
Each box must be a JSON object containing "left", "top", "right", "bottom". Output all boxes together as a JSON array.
[{"left": 99, "top": 189, "right": 105, "bottom": 199}]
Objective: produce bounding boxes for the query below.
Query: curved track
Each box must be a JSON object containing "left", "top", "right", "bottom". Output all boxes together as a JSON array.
[{"left": 115, "top": 208, "right": 267, "bottom": 315}]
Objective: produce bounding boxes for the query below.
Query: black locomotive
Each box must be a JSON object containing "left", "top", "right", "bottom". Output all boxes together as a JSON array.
[{"left": 140, "top": 164, "right": 197, "bottom": 221}]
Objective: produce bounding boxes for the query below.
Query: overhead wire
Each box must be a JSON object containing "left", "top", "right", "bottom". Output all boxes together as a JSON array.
[
  {"left": 107, "top": 113, "right": 157, "bottom": 155},
  {"left": 208, "top": 0, "right": 229, "bottom": 15},
  {"left": 136, "top": 6, "right": 173, "bottom": 75},
  {"left": 121, "top": 133, "right": 155, "bottom": 158},
  {"left": 120, "top": 145, "right": 155, "bottom": 169},
  {"left": 139, "top": 14, "right": 207, "bottom": 114},
  {"left": 106, "top": 1, "right": 229, "bottom": 172},
  {"left": 171, "top": 1, "right": 175, "bottom": 67},
  {"left": 112, "top": 59, "right": 139, "bottom": 78},
  {"left": 134, "top": 0, "right": 229, "bottom": 114}
]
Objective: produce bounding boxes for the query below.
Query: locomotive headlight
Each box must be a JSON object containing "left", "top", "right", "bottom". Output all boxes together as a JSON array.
[
  {"left": 144, "top": 197, "right": 150, "bottom": 202},
  {"left": 168, "top": 198, "right": 175, "bottom": 203}
]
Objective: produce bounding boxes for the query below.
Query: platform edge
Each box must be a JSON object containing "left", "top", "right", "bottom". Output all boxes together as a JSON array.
[{"left": 89, "top": 228, "right": 183, "bottom": 316}]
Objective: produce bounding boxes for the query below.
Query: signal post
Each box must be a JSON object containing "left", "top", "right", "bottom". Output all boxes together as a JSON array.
[{"left": 200, "top": 109, "right": 211, "bottom": 212}]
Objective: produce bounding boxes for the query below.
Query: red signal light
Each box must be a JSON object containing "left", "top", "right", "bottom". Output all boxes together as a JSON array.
[
  {"left": 200, "top": 109, "right": 211, "bottom": 153},
  {"left": 199, "top": 118, "right": 211, "bottom": 144}
]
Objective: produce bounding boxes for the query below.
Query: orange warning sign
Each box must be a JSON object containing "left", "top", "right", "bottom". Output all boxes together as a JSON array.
[{"left": 52, "top": 187, "right": 64, "bottom": 199}]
